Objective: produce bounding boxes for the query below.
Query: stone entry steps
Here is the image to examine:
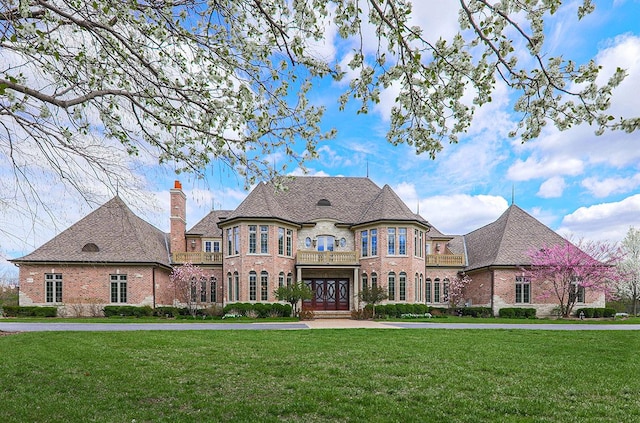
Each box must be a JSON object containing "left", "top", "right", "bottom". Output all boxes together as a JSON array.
[{"left": 311, "top": 310, "right": 352, "bottom": 319}]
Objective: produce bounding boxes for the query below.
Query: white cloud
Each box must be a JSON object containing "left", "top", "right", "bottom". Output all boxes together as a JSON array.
[
  {"left": 507, "top": 155, "right": 584, "bottom": 181},
  {"left": 558, "top": 194, "right": 640, "bottom": 242},
  {"left": 538, "top": 176, "right": 566, "bottom": 198},
  {"left": 581, "top": 174, "right": 640, "bottom": 198},
  {"left": 419, "top": 194, "right": 509, "bottom": 235}
]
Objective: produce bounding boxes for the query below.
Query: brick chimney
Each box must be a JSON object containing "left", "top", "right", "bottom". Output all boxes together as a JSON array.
[{"left": 170, "top": 180, "right": 186, "bottom": 253}]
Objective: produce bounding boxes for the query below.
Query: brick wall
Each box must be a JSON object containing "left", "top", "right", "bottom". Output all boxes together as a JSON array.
[{"left": 18, "top": 263, "right": 170, "bottom": 309}]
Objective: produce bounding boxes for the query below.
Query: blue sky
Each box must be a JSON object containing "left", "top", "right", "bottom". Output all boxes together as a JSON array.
[{"left": 2, "top": 1, "right": 640, "bottom": 276}]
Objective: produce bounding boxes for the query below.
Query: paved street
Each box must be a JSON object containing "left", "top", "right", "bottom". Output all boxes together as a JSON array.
[{"left": 2, "top": 319, "right": 640, "bottom": 332}]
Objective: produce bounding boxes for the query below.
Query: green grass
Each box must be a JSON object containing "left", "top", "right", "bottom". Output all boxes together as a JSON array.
[{"left": 1, "top": 330, "right": 639, "bottom": 422}]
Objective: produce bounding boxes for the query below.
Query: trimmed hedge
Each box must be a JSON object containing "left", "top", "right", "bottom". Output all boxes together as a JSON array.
[
  {"left": 365, "top": 304, "right": 492, "bottom": 318},
  {"left": 103, "top": 305, "right": 153, "bottom": 318},
  {"left": 2, "top": 306, "right": 58, "bottom": 317},
  {"left": 498, "top": 308, "right": 537, "bottom": 319},
  {"left": 223, "top": 302, "right": 293, "bottom": 318},
  {"left": 575, "top": 307, "right": 616, "bottom": 318},
  {"left": 453, "top": 307, "right": 493, "bottom": 318}
]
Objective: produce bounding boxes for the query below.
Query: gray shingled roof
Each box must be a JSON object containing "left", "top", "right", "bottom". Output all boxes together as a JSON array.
[
  {"left": 222, "top": 177, "right": 426, "bottom": 227},
  {"left": 12, "top": 197, "right": 171, "bottom": 266},
  {"left": 358, "top": 184, "right": 430, "bottom": 227},
  {"left": 187, "top": 209, "right": 232, "bottom": 237},
  {"left": 464, "top": 204, "right": 566, "bottom": 271}
]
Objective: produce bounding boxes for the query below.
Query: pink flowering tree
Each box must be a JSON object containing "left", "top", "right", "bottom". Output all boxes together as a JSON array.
[
  {"left": 526, "top": 239, "right": 623, "bottom": 318},
  {"left": 169, "top": 263, "right": 209, "bottom": 317},
  {"left": 444, "top": 272, "right": 472, "bottom": 310}
]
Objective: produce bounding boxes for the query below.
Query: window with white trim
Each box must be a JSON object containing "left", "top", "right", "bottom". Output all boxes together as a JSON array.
[
  {"left": 248, "top": 225, "right": 257, "bottom": 253},
  {"left": 109, "top": 275, "right": 127, "bottom": 303},
  {"left": 388, "top": 272, "right": 396, "bottom": 301},
  {"left": 515, "top": 276, "right": 531, "bottom": 303},
  {"left": 249, "top": 271, "right": 257, "bottom": 301},
  {"left": 571, "top": 276, "right": 585, "bottom": 303},
  {"left": 45, "top": 273, "right": 63, "bottom": 303},
  {"left": 261, "top": 271, "right": 268, "bottom": 301},
  {"left": 371, "top": 229, "right": 378, "bottom": 256},
  {"left": 399, "top": 272, "right": 406, "bottom": 301},
  {"left": 260, "top": 225, "right": 269, "bottom": 254},
  {"left": 361, "top": 230, "right": 368, "bottom": 257}
]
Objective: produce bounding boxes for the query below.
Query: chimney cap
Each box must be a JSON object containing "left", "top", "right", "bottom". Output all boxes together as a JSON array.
[{"left": 174, "top": 180, "right": 182, "bottom": 190}]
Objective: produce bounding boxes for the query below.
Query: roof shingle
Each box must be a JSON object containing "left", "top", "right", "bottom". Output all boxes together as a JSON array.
[
  {"left": 13, "top": 197, "right": 171, "bottom": 266},
  {"left": 464, "top": 204, "right": 565, "bottom": 271}
]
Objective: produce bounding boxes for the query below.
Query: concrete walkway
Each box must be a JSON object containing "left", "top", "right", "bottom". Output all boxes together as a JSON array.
[{"left": 3, "top": 319, "right": 640, "bottom": 332}]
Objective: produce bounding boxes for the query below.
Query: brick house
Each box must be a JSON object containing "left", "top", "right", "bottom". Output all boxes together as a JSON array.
[{"left": 11, "top": 177, "right": 604, "bottom": 316}]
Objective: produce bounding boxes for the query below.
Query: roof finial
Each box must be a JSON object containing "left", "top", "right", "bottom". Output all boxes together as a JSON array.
[
  {"left": 511, "top": 185, "right": 515, "bottom": 205},
  {"left": 366, "top": 159, "right": 369, "bottom": 178},
  {"left": 417, "top": 201, "right": 420, "bottom": 215}
]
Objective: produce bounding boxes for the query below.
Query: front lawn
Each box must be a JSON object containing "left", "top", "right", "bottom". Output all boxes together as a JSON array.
[{"left": 1, "top": 329, "right": 639, "bottom": 422}]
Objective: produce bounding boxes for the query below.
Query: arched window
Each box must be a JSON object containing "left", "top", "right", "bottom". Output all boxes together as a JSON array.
[
  {"left": 399, "top": 272, "right": 406, "bottom": 301},
  {"left": 425, "top": 278, "right": 432, "bottom": 303},
  {"left": 249, "top": 271, "right": 257, "bottom": 301},
  {"left": 388, "top": 272, "right": 396, "bottom": 301},
  {"left": 371, "top": 272, "right": 378, "bottom": 288},
  {"left": 278, "top": 272, "right": 285, "bottom": 288},
  {"left": 362, "top": 273, "right": 368, "bottom": 290},
  {"left": 434, "top": 278, "right": 441, "bottom": 303},
  {"left": 227, "top": 272, "right": 233, "bottom": 302},
  {"left": 210, "top": 277, "right": 217, "bottom": 303},
  {"left": 261, "top": 271, "right": 269, "bottom": 301},
  {"left": 233, "top": 271, "right": 239, "bottom": 301}
]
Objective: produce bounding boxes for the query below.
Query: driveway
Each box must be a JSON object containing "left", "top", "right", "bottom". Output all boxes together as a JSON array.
[{"left": 2, "top": 319, "right": 640, "bottom": 332}]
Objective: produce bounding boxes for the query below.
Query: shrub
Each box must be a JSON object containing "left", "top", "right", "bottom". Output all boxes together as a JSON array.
[
  {"left": 2, "top": 306, "right": 58, "bottom": 317},
  {"left": 575, "top": 307, "right": 617, "bottom": 318},
  {"left": 154, "top": 306, "right": 181, "bottom": 318},
  {"left": 103, "top": 305, "right": 153, "bottom": 318},
  {"left": 221, "top": 302, "right": 292, "bottom": 318},
  {"left": 454, "top": 307, "right": 493, "bottom": 318},
  {"left": 299, "top": 308, "right": 315, "bottom": 320},
  {"left": 499, "top": 308, "right": 515, "bottom": 318},
  {"left": 499, "top": 308, "right": 536, "bottom": 319}
]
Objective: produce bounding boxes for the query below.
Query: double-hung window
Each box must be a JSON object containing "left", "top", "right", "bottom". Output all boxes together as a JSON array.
[
  {"left": 361, "top": 230, "right": 368, "bottom": 257},
  {"left": 260, "top": 271, "right": 269, "bottom": 301},
  {"left": 248, "top": 225, "right": 257, "bottom": 254},
  {"left": 260, "top": 225, "right": 269, "bottom": 254},
  {"left": 515, "top": 276, "right": 531, "bottom": 303},
  {"left": 388, "top": 272, "right": 396, "bottom": 301},
  {"left": 571, "top": 276, "right": 585, "bottom": 303},
  {"left": 45, "top": 273, "right": 63, "bottom": 303},
  {"left": 249, "top": 271, "right": 257, "bottom": 301},
  {"left": 388, "top": 228, "right": 396, "bottom": 255},
  {"left": 110, "top": 274, "right": 127, "bottom": 303}
]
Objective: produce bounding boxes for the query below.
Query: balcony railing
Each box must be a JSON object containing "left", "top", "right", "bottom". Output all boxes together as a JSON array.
[
  {"left": 171, "top": 251, "right": 223, "bottom": 265},
  {"left": 297, "top": 250, "right": 359, "bottom": 265},
  {"left": 426, "top": 254, "right": 465, "bottom": 266}
]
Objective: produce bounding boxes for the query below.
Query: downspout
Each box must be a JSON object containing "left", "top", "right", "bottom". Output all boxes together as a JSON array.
[
  {"left": 490, "top": 269, "right": 495, "bottom": 316},
  {"left": 152, "top": 267, "right": 156, "bottom": 309}
]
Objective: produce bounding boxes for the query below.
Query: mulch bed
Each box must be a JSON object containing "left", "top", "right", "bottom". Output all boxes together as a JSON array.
[{"left": 0, "top": 330, "right": 20, "bottom": 337}]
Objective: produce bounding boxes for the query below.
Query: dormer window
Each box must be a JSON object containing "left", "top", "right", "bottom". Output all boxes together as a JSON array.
[
  {"left": 82, "top": 243, "right": 99, "bottom": 252},
  {"left": 317, "top": 199, "right": 331, "bottom": 206}
]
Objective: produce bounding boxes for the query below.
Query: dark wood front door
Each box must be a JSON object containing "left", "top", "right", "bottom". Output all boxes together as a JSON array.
[{"left": 303, "top": 279, "right": 349, "bottom": 311}]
